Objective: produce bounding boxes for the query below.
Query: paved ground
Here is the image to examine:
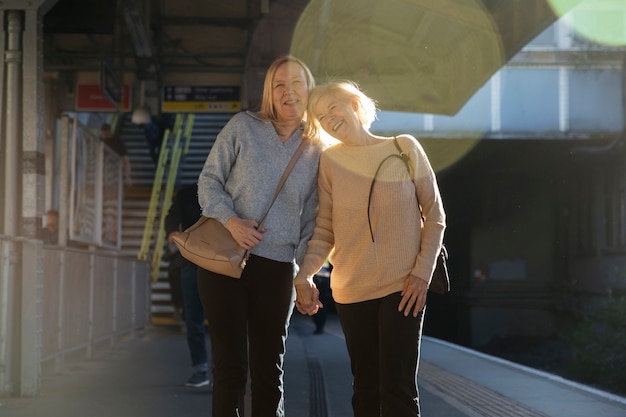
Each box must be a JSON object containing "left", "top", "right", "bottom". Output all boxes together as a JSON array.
[{"left": 2, "top": 313, "right": 626, "bottom": 417}]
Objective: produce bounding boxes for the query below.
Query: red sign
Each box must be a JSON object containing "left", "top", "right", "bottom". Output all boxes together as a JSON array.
[{"left": 75, "top": 84, "right": 132, "bottom": 112}]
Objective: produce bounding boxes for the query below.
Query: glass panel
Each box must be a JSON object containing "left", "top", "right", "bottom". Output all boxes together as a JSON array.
[
  {"left": 501, "top": 68, "right": 560, "bottom": 132},
  {"left": 570, "top": 69, "right": 623, "bottom": 131}
]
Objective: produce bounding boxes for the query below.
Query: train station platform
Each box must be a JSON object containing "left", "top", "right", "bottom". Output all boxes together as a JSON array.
[{"left": 3, "top": 313, "right": 626, "bottom": 417}]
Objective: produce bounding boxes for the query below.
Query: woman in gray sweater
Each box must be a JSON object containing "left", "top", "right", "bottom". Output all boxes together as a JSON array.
[{"left": 197, "top": 55, "right": 323, "bottom": 417}]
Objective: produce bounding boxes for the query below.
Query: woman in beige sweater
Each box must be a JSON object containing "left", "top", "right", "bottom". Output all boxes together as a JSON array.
[{"left": 294, "top": 81, "right": 446, "bottom": 417}]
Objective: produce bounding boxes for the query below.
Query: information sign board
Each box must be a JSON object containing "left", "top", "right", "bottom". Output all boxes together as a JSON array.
[
  {"left": 76, "top": 84, "right": 131, "bottom": 112},
  {"left": 162, "top": 86, "right": 241, "bottom": 112}
]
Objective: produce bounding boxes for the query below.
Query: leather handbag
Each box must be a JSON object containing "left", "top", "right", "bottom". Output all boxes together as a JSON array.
[
  {"left": 369, "top": 137, "right": 451, "bottom": 294},
  {"left": 172, "top": 216, "right": 247, "bottom": 278},
  {"left": 171, "top": 139, "right": 308, "bottom": 278}
]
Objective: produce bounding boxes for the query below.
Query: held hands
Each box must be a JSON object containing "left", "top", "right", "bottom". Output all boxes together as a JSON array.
[
  {"left": 225, "top": 216, "right": 267, "bottom": 250},
  {"left": 398, "top": 274, "right": 428, "bottom": 317},
  {"left": 295, "top": 281, "right": 323, "bottom": 316}
]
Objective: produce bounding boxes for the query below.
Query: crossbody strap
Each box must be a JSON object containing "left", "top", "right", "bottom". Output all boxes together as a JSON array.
[
  {"left": 367, "top": 137, "right": 412, "bottom": 242},
  {"left": 239, "top": 139, "right": 309, "bottom": 268},
  {"left": 257, "top": 138, "right": 309, "bottom": 230},
  {"left": 385, "top": 137, "right": 427, "bottom": 219}
]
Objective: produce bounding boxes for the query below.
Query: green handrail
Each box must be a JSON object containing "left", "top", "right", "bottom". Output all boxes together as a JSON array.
[
  {"left": 137, "top": 128, "right": 173, "bottom": 261},
  {"left": 139, "top": 114, "right": 195, "bottom": 282}
]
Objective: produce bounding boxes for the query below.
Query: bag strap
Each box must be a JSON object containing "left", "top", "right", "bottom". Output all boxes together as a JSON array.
[
  {"left": 386, "top": 137, "right": 426, "bottom": 220},
  {"left": 367, "top": 137, "right": 412, "bottom": 242},
  {"left": 256, "top": 138, "right": 309, "bottom": 230},
  {"left": 239, "top": 139, "right": 308, "bottom": 268}
]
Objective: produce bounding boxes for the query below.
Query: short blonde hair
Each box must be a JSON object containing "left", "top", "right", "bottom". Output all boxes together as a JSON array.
[
  {"left": 306, "top": 81, "right": 377, "bottom": 141},
  {"left": 259, "top": 55, "right": 316, "bottom": 123}
]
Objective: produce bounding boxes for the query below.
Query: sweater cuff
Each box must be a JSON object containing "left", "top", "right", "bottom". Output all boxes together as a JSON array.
[
  {"left": 411, "top": 265, "right": 433, "bottom": 284},
  {"left": 293, "top": 271, "right": 313, "bottom": 285}
]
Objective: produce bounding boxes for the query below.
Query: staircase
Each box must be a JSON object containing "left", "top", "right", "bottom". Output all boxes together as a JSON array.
[{"left": 119, "top": 112, "right": 235, "bottom": 322}]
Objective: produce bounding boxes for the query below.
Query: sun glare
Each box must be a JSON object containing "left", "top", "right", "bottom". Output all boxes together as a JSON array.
[{"left": 549, "top": 0, "right": 626, "bottom": 46}]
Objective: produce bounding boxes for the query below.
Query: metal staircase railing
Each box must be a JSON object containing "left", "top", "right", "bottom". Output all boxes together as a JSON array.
[{"left": 137, "top": 114, "right": 195, "bottom": 281}]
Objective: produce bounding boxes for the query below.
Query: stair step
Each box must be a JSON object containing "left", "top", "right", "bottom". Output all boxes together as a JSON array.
[
  {"left": 119, "top": 112, "right": 232, "bottom": 321},
  {"left": 151, "top": 305, "right": 176, "bottom": 314},
  {"left": 152, "top": 292, "right": 174, "bottom": 300}
]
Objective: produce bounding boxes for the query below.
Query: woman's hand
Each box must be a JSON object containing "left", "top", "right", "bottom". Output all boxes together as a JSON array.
[
  {"left": 295, "top": 281, "right": 323, "bottom": 315},
  {"left": 398, "top": 274, "right": 428, "bottom": 317},
  {"left": 225, "top": 216, "right": 267, "bottom": 250}
]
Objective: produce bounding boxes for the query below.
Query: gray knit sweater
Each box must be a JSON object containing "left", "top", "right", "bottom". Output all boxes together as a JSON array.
[{"left": 197, "top": 111, "right": 323, "bottom": 266}]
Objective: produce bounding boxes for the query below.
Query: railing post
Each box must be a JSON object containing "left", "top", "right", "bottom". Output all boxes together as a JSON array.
[
  {"left": 131, "top": 259, "right": 137, "bottom": 335},
  {"left": 55, "top": 248, "right": 66, "bottom": 373},
  {"left": 87, "top": 250, "right": 95, "bottom": 359},
  {"left": 18, "top": 239, "right": 43, "bottom": 396},
  {"left": 112, "top": 256, "right": 118, "bottom": 344},
  {"left": 0, "top": 239, "right": 13, "bottom": 395}
]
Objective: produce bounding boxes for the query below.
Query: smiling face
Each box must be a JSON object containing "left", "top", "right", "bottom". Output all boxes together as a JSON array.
[
  {"left": 312, "top": 93, "right": 361, "bottom": 144},
  {"left": 271, "top": 61, "right": 310, "bottom": 123}
]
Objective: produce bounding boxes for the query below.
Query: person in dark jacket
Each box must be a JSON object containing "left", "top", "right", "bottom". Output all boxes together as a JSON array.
[{"left": 164, "top": 183, "right": 210, "bottom": 388}]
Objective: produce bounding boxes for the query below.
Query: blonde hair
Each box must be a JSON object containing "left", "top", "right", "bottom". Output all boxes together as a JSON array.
[
  {"left": 305, "top": 80, "right": 378, "bottom": 141},
  {"left": 258, "top": 55, "right": 316, "bottom": 123}
]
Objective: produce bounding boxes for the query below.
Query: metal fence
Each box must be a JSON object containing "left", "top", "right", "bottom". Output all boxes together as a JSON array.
[{"left": 0, "top": 236, "right": 150, "bottom": 397}]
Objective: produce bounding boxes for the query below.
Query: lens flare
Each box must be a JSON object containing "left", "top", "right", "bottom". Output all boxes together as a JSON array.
[
  {"left": 291, "top": 0, "right": 503, "bottom": 171},
  {"left": 548, "top": 0, "right": 626, "bottom": 46}
]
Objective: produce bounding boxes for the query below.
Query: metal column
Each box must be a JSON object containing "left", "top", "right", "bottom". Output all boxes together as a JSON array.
[
  {"left": 2, "top": 10, "right": 22, "bottom": 237},
  {"left": 0, "top": 0, "right": 58, "bottom": 397}
]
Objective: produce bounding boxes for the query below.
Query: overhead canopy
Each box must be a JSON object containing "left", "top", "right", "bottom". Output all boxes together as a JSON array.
[
  {"left": 291, "top": 0, "right": 585, "bottom": 115},
  {"left": 38, "top": 0, "right": 587, "bottom": 115}
]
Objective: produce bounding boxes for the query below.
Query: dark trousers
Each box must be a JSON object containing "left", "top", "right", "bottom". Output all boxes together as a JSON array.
[
  {"left": 312, "top": 275, "right": 333, "bottom": 332},
  {"left": 197, "top": 255, "right": 295, "bottom": 417},
  {"left": 336, "top": 292, "right": 425, "bottom": 417},
  {"left": 180, "top": 263, "right": 208, "bottom": 370}
]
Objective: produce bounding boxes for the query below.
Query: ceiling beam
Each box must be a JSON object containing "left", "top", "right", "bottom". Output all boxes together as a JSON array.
[{"left": 159, "top": 17, "right": 253, "bottom": 28}]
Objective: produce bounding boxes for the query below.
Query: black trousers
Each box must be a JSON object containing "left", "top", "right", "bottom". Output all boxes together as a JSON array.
[
  {"left": 197, "top": 255, "right": 295, "bottom": 417},
  {"left": 336, "top": 292, "right": 425, "bottom": 417},
  {"left": 181, "top": 263, "right": 208, "bottom": 370}
]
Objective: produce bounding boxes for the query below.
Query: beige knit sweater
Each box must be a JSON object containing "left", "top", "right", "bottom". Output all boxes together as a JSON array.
[{"left": 294, "top": 135, "right": 446, "bottom": 304}]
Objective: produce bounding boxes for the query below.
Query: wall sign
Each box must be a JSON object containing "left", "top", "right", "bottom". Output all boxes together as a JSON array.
[
  {"left": 162, "top": 85, "right": 241, "bottom": 112},
  {"left": 76, "top": 83, "right": 132, "bottom": 112}
]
